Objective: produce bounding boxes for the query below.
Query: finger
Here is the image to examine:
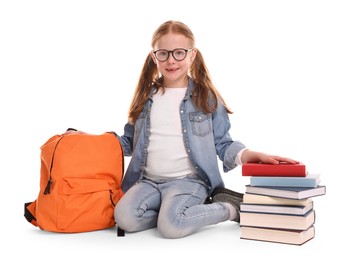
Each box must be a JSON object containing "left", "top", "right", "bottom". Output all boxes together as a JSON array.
[{"left": 275, "top": 157, "right": 299, "bottom": 164}]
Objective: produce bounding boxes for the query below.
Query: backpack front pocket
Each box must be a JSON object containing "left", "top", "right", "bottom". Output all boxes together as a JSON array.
[{"left": 58, "top": 178, "right": 117, "bottom": 232}]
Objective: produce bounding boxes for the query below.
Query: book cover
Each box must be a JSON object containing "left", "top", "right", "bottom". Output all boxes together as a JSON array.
[
  {"left": 245, "top": 185, "right": 326, "bottom": 200},
  {"left": 240, "top": 225, "right": 315, "bottom": 246},
  {"left": 240, "top": 210, "right": 315, "bottom": 230},
  {"left": 243, "top": 193, "right": 312, "bottom": 206},
  {"left": 242, "top": 162, "right": 307, "bottom": 177},
  {"left": 249, "top": 174, "right": 321, "bottom": 188},
  {"left": 240, "top": 201, "right": 314, "bottom": 215}
]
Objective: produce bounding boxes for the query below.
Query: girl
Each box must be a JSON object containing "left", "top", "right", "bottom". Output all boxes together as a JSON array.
[{"left": 114, "top": 20, "right": 298, "bottom": 239}]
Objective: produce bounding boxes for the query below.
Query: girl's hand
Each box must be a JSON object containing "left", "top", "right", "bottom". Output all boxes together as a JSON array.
[
  {"left": 62, "top": 129, "right": 87, "bottom": 135},
  {"left": 241, "top": 150, "right": 299, "bottom": 165}
]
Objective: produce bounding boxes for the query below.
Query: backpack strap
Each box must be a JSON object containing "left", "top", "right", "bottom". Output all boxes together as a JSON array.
[
  {"left": 117, "top": 226, "right": 125, "bottom": 237},
  {"left": 24, "top": 201, "right": 38, "bottom": 226}
]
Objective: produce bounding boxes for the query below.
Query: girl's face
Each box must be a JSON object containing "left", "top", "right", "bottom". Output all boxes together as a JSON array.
[{"left": 151, "top": 33, "right": 196, "bottom": 88}]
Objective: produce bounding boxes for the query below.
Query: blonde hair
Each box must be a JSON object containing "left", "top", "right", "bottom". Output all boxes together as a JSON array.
[{"left": 128, "top": 20, "right": 232, "bottom": 124}]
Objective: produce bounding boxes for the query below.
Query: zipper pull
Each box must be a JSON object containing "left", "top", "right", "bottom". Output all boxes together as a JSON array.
[{"left": 44, "top": 178, "right": 52, "bottom": 195}]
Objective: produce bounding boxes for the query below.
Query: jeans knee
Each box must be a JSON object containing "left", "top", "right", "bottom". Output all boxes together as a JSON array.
[
  {"left": 157, "top": 217, "right": 190, "bottom": 239},
  {"left": 114, "top": 202, "right": 139, "bottom": 231},
  {"left": 114, "top": 203, "right": 131, "bottom": 230}
]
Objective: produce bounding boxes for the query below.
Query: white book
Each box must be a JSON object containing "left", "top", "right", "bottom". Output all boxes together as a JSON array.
[
  {"left": 245, "top": 185, "right": 326, "bottom": 200},
  {"left": 240, "top": 201, "right": 314, "bottom": 215},
  {"left": 240, "top": 225, "right": 315, "bottom": 245},
  {"left": 243, "top": 193, "right": 312, "bottom": 206},
  {"left": 240, "top": 210, "right": 315, "bottom": 230}
]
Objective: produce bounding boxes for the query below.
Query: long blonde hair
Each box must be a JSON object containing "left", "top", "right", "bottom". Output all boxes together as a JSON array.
[{"left": 128, "top": 20, "right": 232, "bottom": 124}]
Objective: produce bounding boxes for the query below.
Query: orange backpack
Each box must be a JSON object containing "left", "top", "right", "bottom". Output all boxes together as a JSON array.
[{"left": 24, "top": 129, "right": 124, "bottom": 233}]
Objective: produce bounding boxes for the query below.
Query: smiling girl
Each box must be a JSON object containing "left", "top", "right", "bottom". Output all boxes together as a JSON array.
[{"left": 114, "top": 20, "right": 298, "bottom": 239}]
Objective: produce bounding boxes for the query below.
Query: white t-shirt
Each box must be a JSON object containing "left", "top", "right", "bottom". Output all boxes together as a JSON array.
[{"left": 144, "top": 87, "right": 195, "bottom": 179}]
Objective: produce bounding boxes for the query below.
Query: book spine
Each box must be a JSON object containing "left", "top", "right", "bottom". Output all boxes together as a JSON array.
[
  {"left": 243, "top": 194, "right": 312, "bottom": 206},
  {"left": 242, "top": 163, "right": 306, "bottom": 177},
  {"left": 240, "top": 226, "right": 315, "bottom": 245},
  {"left": 239, "top": 202, "right": 313, "bottom": 215},
  {"left": 239, "top": 210, "right": 315, "bottom": 230},
  {"left": 250, "top": 178, "right": 318, "bottom": 188}
]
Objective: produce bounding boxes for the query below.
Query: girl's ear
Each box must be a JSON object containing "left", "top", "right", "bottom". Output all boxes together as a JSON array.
[
  {"left": 191, "top": 48, "right": 197, "bottom": 62},
  {"left": 150, "top": 51, "right": 157, "bottom": 64}
]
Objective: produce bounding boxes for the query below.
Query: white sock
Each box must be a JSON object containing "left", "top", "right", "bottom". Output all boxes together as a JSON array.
[{"left": 224, "top": 202, "right": 238, "bottom": 221}]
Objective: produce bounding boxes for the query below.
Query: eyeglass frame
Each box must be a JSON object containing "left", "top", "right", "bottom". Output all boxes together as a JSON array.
[{"left": 152, "top": 48, "right": 194, "bottom": 62}]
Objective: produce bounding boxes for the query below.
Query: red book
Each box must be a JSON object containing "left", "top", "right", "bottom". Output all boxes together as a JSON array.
[{"left": 242, "top": 162, "right": 307, "bottom": 177}]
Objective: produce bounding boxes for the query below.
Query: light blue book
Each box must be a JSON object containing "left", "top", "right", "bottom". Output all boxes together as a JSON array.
[{"left": 249, "top": 174, "right": 321, "bottom": 188}]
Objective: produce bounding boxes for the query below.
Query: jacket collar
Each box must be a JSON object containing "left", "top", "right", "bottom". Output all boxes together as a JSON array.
[{"left": 148, "top": 76, "right": 196, "bottom": 101}]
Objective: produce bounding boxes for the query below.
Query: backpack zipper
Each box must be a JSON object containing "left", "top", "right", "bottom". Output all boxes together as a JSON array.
[{"left": 44, "top": 136, "right": 65, "bottom": 195}]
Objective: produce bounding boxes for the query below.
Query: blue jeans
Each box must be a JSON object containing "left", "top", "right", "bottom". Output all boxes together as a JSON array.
[{"left": 114, "top": 175, "right": 231, "bottom": 239}]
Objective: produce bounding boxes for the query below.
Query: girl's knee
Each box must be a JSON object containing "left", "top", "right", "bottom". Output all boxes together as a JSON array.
[
  {"left": 157, "top": 217, "right": 190, "bottom": 239},
  {"left": 114, "top": 203, "right": 132, "bottom": 231}
]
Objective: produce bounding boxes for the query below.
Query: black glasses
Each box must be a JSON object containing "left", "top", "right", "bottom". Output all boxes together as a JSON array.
[{"left": 153, "top": 48, "right": 193, "bottom": 62}]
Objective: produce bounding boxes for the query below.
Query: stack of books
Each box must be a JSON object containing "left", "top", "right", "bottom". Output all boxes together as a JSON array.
[{"left": 240, "top": 162, "right": 326, "bottom": 245}]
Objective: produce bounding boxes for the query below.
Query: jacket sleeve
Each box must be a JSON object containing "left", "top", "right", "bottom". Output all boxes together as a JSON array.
[
  {"left": 116, "top": 123, "right": 134, "bottom": 156},
  {"left": 211, "top": 101, "right": 246, "bottom": 172}
]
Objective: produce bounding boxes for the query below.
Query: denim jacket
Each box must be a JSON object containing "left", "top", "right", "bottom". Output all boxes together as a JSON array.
[{"left": 117, "top": 78, "right": 246, "bottom": 195}]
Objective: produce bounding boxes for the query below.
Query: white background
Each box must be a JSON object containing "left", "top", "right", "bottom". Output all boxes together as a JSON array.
[{"left": 1, "top": 0, "right": 351, "bottom": 259}]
